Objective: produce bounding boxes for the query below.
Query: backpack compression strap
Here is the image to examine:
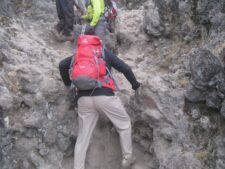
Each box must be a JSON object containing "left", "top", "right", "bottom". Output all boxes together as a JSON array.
[{"left": 101, "top": 48, "right": 120, "bottom": 91}]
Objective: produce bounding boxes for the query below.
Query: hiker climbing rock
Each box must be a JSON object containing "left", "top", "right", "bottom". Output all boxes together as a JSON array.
[{"left": 58, "top": 35, "right": 141, "bottom": 169}]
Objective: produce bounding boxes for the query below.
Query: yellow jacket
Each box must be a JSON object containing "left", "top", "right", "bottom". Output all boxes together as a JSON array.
[{"left": 81, "top": 0, "right": 105, "bottom": 26}]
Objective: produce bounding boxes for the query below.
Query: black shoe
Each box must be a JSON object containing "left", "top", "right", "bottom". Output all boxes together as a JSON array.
[
  {"left": 121, "top": 155, "right": 136, "bottom": 169},
  {"left": 58, "top": 32, "right": 74, "bottom": 41},
  {"left": 52, "top": 24, "right": 62, "bottom": 39}
]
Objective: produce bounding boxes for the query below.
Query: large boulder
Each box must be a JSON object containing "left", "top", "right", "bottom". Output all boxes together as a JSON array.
[
  {"left": 129, "top": 75, "right": 202, "bottom": 169},
  {"left": 185, "top": 48, "right": 225, "bottom": 110}
]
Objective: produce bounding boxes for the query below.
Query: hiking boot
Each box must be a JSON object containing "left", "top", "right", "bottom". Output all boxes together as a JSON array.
[
  {"left": 121, "top": 155, "right": 136, "bottom": 169},
  {"left": 57, "top": 32, "right": 74, "bottom": 41},
  {"left": 52, "top": 24, "right": 62, "bottom": 37}
]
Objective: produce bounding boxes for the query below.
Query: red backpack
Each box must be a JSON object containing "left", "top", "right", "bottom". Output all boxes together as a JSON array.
[{"left": 70, "top": 35, "right": 116, "bottom": 91}]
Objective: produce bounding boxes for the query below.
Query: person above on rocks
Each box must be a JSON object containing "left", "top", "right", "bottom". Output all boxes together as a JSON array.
[
  {"left": 58, "top": 35, "right": 141, "bottom": 169},
  {"left": 53, "top": 0, "right": 87, "bottom": 41},
  {"left": 53, "top": 0, "right": 75, "bottom": 41},
  {"left": 80, "top": 0, "right": 108, "bottom": 43}
]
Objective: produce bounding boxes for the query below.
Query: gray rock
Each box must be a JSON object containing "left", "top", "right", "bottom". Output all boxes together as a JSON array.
[
  {"left": 185, "top": 48, "right": 225, "bottom": 111},
  {"left": 38, "top": 143, "right": 49, "bottom": 157},
  {"left": 160, "top": 127, "right": 176, "bottom": 142},
  {"left": 22, "top": 160, "right": 32, "bottom": 169},
  {"left": 143, "top": 0, "right": 165, "bottom": 37},
  {"left": 0, "top": 0, "right": 13, "bottom": 17},
  {"left": 125, "top": 0, "right": 148, "bottom": 9},
  {"left": 29, "top": 150, "right": 45, "bottom": 168},
  {"left": 185, "top": 85, "right": 206, "bottom": 102},
  {"left": 0, "top": 86, "right": 13, "bottom": 111},
  {"left": 16, "top": 65, "right": 43, "bottom": 94},
  {"left": 198, "top": 116, "right": 211, "bottom": 130},
  {"left": 216, "top": 159, "right": 225, "bottom": 169},
  {"left": 189, "top": 49, "right": 223, "bottom": 89},
  {"left": 56, "top": 133, "right": 72, "bottom": 152},
  {"left": 22, "top": 111, "right": 43, "bottom": 128},
  {"left": 220, "top": 100, "right": 225, "bottom": 118},
  {"left": 142, "top": 109, "right": 162, "bottom": 127},
  {"left": 190, "top": 107, "right": 201, "bottom": 120},
  {"left": 206, "top": 90, "right": 222, "bottom": 109},
  {"left": 44, "top": 127, "right": 57, "bottom": 145}
]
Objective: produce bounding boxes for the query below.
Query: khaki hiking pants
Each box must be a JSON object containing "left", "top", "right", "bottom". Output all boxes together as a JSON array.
[{"left": 74, "top": 96, "right": 133, "bottom": 169}]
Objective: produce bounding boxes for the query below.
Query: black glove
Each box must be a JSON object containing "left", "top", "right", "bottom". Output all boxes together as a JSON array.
[{"left": 85, "top": 25, "right": 95, "bottom": 35}]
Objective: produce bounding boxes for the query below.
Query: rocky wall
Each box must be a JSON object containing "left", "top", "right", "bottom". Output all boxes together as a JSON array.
[{"left": 1, "top": 0, "right": 225, "bottom": 169}]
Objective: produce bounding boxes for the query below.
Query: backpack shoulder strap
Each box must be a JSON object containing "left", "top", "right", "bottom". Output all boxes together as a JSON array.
[{"left": 101, "top": 47, "right": 105, "bottom": 60}]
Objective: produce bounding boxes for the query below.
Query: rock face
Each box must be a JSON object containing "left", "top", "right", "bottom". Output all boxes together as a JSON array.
[
  {"left": 185, "top": 48, "right": 225, "bottom": 109},
  {"left": 184, "top": 48, "right": 225, "bottom": 169},
  {"left": 1, "top": 0, "right": 225, "bottom": 169},
  {"left": 143, "top": 0, "right": 225, "bottom": 41}
]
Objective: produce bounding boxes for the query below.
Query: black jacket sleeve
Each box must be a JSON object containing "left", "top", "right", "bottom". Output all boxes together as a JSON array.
[{"left": 104, "top": 50, "right": 140, "bottom": 90}]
